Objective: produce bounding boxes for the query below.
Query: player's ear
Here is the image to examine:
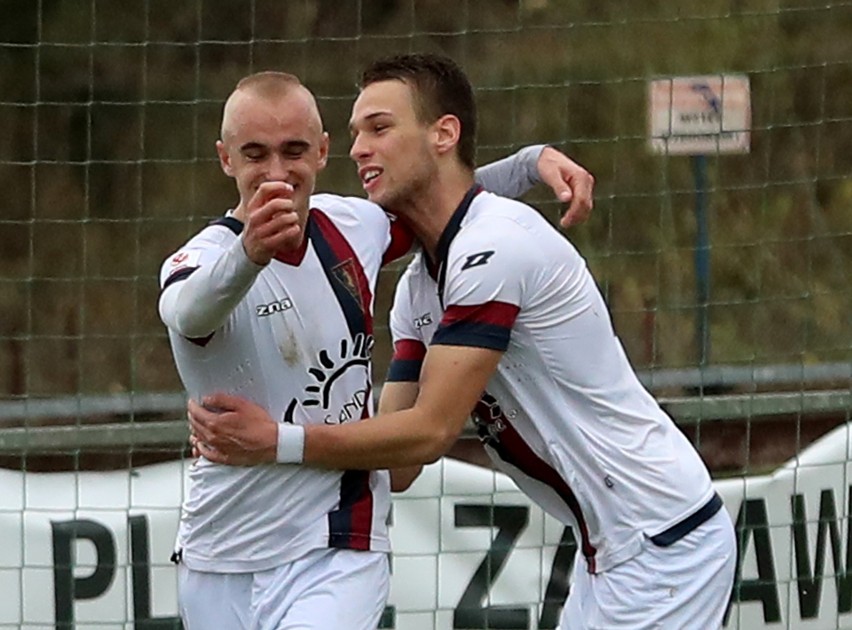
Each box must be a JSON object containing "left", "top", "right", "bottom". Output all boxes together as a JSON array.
[
  {"left": 317, "top": 131, "right": 330, "bottom": 171},
  {"left": 433, "top": 114, "right": 461, "bottom": 157},
  {"left": 216, "top": 140, "right": 234, "bottom": 177}
]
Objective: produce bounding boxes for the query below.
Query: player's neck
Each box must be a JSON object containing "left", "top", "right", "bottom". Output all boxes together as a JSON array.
[{"left": 399, "top": 169, "right": 474, "bottom": 261}]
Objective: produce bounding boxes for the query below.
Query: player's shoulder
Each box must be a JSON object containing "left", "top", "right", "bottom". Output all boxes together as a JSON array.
[
  {"left": 392, "top": 252, "right": 430, "bottom": 312},
  {"left": 159, "top": 216, "right": 239, "bottom": 277},
  {"left": 164, "top": 216, "right": 238, "bottom": 259},
  {"left": 455, "top": 191, "right": 545, "bottom": 250},
  {"left": 399, "top": 250, "right": 428, "bottom": 283},
  {"left": 467, "top": 191, "right": 544, "bottom": 230},
  {"left": 446, "top": 192, "right": 565, "bottom": 278}
]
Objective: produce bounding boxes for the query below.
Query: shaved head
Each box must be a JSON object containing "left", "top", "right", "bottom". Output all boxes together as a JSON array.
[
  {"left": 214, "top": 70, "right": 330, "bottom": 222},
  {"left": 220, "top": 71, "right": 324, "bottom": 143}
]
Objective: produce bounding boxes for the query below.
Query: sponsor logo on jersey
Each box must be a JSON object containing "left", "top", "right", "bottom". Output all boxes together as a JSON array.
[
  {"left": 167, "top": 250, "right": 201, "bottom": 274},
  {"left": 414, "top": 312, "right": 433, "bottom": 329},
  {"left": 461, "top": 250, "right": 495, "bottom": 271},
  {"left": 284, "top": 332, "right": 374, "bottom": 425},
  {"left": 256, "top": 297, "right": 294, "bottom": 317}
]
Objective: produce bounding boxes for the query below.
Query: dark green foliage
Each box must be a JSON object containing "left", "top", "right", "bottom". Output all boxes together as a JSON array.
[{"left": 0, "top": 0, "right": 849, "bottom": 397}]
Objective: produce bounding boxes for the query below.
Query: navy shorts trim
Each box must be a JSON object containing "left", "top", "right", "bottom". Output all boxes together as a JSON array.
[{"left": 650, "top": 492, "right": 723, "bottom": 547}]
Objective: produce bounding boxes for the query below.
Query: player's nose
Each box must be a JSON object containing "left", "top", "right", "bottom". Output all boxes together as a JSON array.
[
  {"left": 349, "top": 132, "right": 370, "bottom": 163},
  {"left": 266, "top": 153, "right": 290, "bottom": 181}
]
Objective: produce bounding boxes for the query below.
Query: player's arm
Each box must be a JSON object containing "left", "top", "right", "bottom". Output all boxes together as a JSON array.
[
  {"left": 190, "top": 344, "right": 502, "bottom": 470},
  {"left": 379, "top": 380, "right": 424, "bottom": 492},
  {"left": 159, "top": 181, "right": 299, "bottom": 337},
  {"left": 159, "top": 234, "right": 263, "bottom": 338},
  {"left": 384, "top": 382, "right": 494, "bottom": 482},
  {"left": 303, "top": 344, "right": 501, "bottom": 469},
  {"left": 474, "top": 145, "right": 594, "bottom": 228}
]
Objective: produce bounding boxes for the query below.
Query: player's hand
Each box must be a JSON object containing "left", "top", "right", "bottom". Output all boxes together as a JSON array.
[
  {"left": 241, "top": 181, "right": 302, "bottom": 265},
  {"left": 187, "top": 394, "right": 278, "bottom": 466},
  {"left": 536, "top": 146, "right": 595, "bottom": 229}
]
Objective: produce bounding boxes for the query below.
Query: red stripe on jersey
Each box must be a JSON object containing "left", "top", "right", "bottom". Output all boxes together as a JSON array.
[
  {"left": 311, "top": 208, "right": 376, "bottom": 549},
  {"left": 311, "top": 208, "right": 374, "bottom": 335},
  {"left": 349, "top": 473, "right": 375, "bottom": 550},
  {"left": 504, "top": 427, "right": 598, "bottom": 573},
  {"left": 382, "top": 219, "right": 415, "bottom": 266},
  {"left": 392, "top": 339, "right": 427, "bottom": 362},
  {"left": 329, "top": 470, "right": 374, "bottom": 550},
  {"left": 474, "top": 395, "right": 598, "bottom": 572},
  {"left": 346, "top": 391, "right": 375, "bottom": 550},
  {"left": 442, "top": 301, "right": 520, "bottom": 327}
]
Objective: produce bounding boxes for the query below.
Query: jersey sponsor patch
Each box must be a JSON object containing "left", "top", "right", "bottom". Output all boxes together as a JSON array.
[
  {"left": 168, "top": 249, "right": 201, "bottom": 271},
  {"left": 413, "top": 312, "right": 433, "bottom": 329},
  {"left": 284, "top": 332, "right": 374, "bottom": 425},
  {"left": 255, "top": 297, "right": 294, "bottom": 317}
]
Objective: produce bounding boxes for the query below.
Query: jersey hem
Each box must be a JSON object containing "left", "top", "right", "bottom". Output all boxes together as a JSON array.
[{"left": 178, "top": 537, "right": 392, "bottom": 574}]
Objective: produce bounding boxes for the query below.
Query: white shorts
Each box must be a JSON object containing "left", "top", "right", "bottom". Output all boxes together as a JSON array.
[
  {"left": 560, "top": 506, "right": 736, "bottom": 630},
  {"left": 178, "top": 548, "right": 390, "bottom": 630}
]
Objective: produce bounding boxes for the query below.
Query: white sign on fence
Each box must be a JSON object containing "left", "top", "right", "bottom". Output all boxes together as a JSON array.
[{"left": 649, "top": 74, "right": 751, "bottom": 155}]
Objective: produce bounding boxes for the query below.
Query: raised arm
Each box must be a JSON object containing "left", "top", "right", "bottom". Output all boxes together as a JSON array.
[
  {"left": 474, "top": 145, "right": 594, "bottom": 228},
  {"left": 159, "top": 233, "right": 263, "bottom": 338},
  {"left": 473, "top": 145, "right": 543, "bottom": 199},
  {"left": 159, "top": 181, "right": 300, "bottom": 338}
]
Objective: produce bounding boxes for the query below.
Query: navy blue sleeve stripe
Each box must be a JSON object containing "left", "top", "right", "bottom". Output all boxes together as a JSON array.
[
  {"left": 431, "top": 321, "right": 511, "bottom": 351},
  {"left": 386, "top": 359, "right": 422, "bottom": 382},
  {"left": 187, "top": 332, "right": 215, "bottom": 347},
  {"left": 161, "top": 266, "right": 198, "bottom": 291},
  {"left": 210, "top": 216, "right": 244, "bottom": 235}
]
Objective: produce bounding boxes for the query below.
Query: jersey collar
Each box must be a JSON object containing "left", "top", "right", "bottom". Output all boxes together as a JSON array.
[
  {"left": 429, "top": 183, "right": 483, "bottom": 282},
  {"left": 431, "top": 184, "right": 483, "bottom": 306}
]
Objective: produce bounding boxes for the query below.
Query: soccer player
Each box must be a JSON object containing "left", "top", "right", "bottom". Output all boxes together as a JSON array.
[
  {"left": 190, "top": 55, "right": 737, "bottom": 629},
  {"left": 160, "top": 70, "right": 594, "bottom": 629}
]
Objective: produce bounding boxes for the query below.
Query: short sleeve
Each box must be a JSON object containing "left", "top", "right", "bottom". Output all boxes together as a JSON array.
[
  {"left": 386, "top": 263, "right": 427, "bottom": 382},
  {"left": 432, "top": 219, "right": 533, "bottom": 351}
]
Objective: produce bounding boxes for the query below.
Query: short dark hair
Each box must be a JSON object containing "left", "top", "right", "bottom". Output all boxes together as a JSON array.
[{"left": 360, "top": 53, "right": 477, "bottom": 170}]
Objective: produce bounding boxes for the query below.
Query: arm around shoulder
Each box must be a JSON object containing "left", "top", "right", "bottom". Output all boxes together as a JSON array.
[{"left": 379, "top": 380, "right": 424, "bottom": 492}]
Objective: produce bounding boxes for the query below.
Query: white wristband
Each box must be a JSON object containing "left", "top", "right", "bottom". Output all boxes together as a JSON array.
[{"left": 276, "top": 424, "right": 305, "bottom": 464}]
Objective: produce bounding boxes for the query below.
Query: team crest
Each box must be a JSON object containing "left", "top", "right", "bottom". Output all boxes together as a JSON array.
[{"left": 331, "top": 258, "right": 366, "bottom": 313}]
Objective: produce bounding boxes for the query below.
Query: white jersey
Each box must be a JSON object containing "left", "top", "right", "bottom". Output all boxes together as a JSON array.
[
  {"left": 160, "top": 194, "right": 402, "bottom": 573},
  {"left": 388, "top": 187, "right": 715, "bottom": 574}
]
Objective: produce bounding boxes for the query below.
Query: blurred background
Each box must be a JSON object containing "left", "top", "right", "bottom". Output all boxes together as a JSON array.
[{"left": 0, "top": 0, "right": 850, "bottom": 474}]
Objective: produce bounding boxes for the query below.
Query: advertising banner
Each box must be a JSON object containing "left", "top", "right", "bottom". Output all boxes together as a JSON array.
[{"left": 3, "top": 423, "right": 852, "bottom": 629}]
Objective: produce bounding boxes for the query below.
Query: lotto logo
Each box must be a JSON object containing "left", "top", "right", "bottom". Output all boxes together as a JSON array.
[
  {"left": 170, "top": 252, "right": 189, "bottom": 266},
  {"left": 461, "top": 250, "right": 495, "bottom": 271}
]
